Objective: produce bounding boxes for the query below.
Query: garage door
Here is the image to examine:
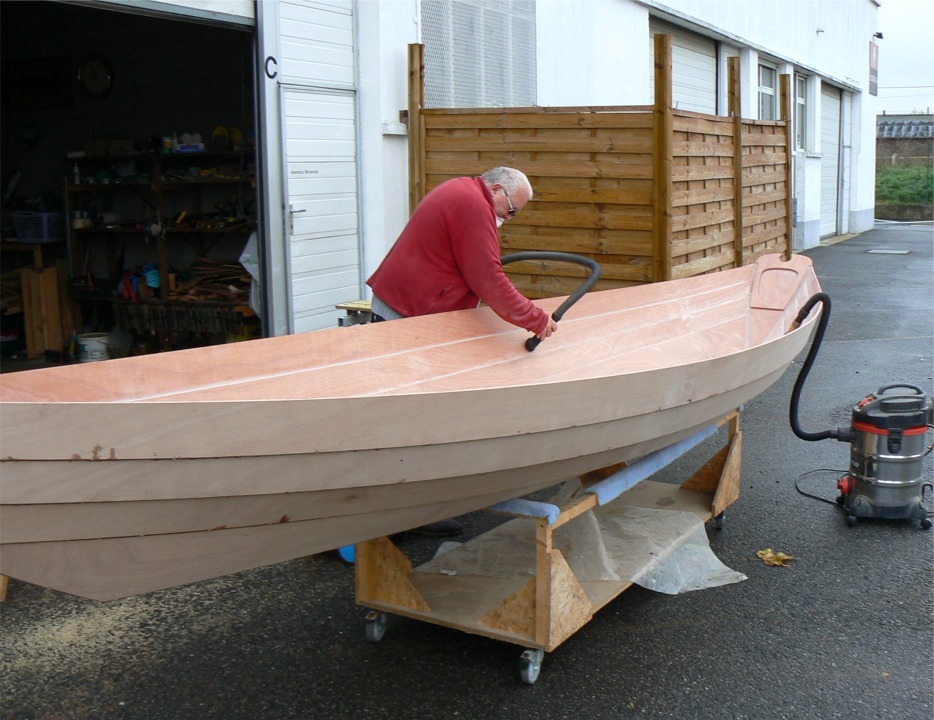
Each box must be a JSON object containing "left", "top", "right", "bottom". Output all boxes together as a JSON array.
[
  {"left": 75, "top": 0, "right": 254, "bottom": 26},
  {"left": 283, "top": 87, "right": 360, "bottom": 333},
  {"left": 256, "top": 0, "right": 359, "bottom": 334},
  {"left": 650, "top": 19, "right": 717, "bottom": 114},
  {"left": 280, "top": 1, "right": 358, "bottom": 332},
  {"left": 820, "top": 84, "right": 841, "bottom": 237}
]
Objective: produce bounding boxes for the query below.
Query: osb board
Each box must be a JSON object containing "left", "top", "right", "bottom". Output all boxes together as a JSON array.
[
  {"left": 477, "top": 549, "right": 593, "bottom": 650},
  {"left": 355, "top": 536, "right": 431, "bottom": 612}
]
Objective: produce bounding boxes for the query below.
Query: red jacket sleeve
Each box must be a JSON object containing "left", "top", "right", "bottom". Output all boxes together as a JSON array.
[
  {"left": 448, "top": 192, "right": 550, "bottom": 335},
  {"left": 367, "top": 177, "right": 550, "bottom": 335}
]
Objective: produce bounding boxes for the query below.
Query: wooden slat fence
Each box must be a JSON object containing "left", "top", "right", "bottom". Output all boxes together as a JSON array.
[
  {"left": 740, "top": 119, "right": 791, "bottom": 263},
  {"left": 420, "top": 107, "right": 657, "bottom": 297},
  {"left": 669, "top": 110, "right": 737, "bottom": 279},
  {"left": 407, "top": 37, "right": 792, "bottom": 298}
]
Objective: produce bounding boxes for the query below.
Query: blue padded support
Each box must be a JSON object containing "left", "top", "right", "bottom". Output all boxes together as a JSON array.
[
  {"left": 586, "top": 423, "right": 720, "bottom": 506},
  {"left": 488, "top": 498, "right": 561, "bottom": 525}
]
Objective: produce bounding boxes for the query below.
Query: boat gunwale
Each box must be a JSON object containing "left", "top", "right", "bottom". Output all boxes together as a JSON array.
[
  {"left": 0, "top": 254, "right": 812, "bottom": 406},
  {"left": 0, "top": 254, "right": 821, "bottom": 463},
  {"left": 0, "top": 317, "right": 816, "bottom": 465}
]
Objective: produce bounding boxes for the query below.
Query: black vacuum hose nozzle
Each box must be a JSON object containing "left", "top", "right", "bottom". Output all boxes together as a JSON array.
[
  {"left": 788, "top": 292, "right": 851, "bottom": 443},
  {"left": 501, "top": 252, "right": 601, "bottom": 352}
]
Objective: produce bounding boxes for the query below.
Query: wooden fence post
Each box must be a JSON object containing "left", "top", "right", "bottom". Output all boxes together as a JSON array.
[
  {"left": 728, "top": 57, "right": 744, "bottom": 268},
  {"left": 653, "top": 34, "right": 673, "bottom": 282},
  {"left": 780, "top": 73, "right": 793, "bottom": 259},
  {"left": 407, "top": 43, "right": 425, "bottom": 215}
]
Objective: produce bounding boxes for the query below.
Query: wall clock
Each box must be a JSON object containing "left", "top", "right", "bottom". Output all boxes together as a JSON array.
[{"left": 79, "top": 58, "right": 113, "bottom": 99}]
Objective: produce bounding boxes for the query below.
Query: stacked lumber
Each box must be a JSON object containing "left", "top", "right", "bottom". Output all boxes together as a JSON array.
[
  {"left": 169, "top": 258, "right": 251, "bottom": 304},
  {"left": 111, "top": 258, "right": 253, "bottom": 340}
]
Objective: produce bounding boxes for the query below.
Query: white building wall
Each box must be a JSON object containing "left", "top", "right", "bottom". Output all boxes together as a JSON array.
[
  {"left": 847, "top": 88, "right": 875, "bottom": 234},
  {"left": 340, "top": 0, "right": 879, "bottom": 330},
  {"left": 355, "top": 0, "right": 418, "bottom": 293},
  {"left": 644, "top": 0, "right": 870, "bottom": 87},
  {"left": 535, "top": 0, "right": 650, "bottom": 106},
  {"left": 533, "top": 0, "right": 879, "bottom": 249},
  {"left": 140, "top": 0, "right": 879, "bottom": 334},
  {"left": 318, "top": 0, "right": 880, "bottom": 299},
  {"left": 737, "top": 47, "right": 758, "bottom": 118}
]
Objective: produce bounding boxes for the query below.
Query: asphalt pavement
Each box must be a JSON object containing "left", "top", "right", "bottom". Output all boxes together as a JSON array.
[{"left": 1, "top": 222, "right": 932, "bottom": 720}]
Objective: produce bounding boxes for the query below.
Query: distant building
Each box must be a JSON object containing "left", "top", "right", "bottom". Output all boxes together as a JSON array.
[{"left": 876, "top": 114, "right": 934, "bottom": 167}]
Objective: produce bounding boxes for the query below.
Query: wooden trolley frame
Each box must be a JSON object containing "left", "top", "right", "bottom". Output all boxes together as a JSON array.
[{"left": 355, "top": 411, "right": 742, "bottom": 683}]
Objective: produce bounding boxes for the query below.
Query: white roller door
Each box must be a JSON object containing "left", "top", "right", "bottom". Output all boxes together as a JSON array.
[
  {"left": 820, "top": 84, "right": 841, "bottom": 237},
  {"left": 257, "top": 0, "right": 360, "bottom": 334},
  {"left": 283, "top": 87, "right": 359, "bottom": 333},
  {"left": 69, "top": 0, "right": 254, "bottom": 26},
  {"left": 650, "top": 19, "right": 717, "bottom": 114}
]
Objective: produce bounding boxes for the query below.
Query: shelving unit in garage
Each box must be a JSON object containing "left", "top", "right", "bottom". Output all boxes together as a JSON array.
[{"left": 64, "top": 149, "right": 256, "bottom": 346}]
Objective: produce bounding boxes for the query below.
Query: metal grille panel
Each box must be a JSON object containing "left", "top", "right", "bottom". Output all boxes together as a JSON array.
[{"left": 422, "top": 0, "right": 537, "bottom": 109}]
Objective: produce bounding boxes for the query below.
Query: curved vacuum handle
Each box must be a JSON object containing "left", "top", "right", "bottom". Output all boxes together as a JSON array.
[
  {"left": 876, "top": 383, "right": 926, "bottom": 397},
  {"left": 501, "top": 251, "right": 602, "bottom": 352}
]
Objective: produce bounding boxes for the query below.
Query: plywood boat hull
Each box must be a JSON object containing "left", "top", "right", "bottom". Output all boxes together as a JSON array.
[{"left": 0, "top": 253, "right": 822, "bottom": 600}]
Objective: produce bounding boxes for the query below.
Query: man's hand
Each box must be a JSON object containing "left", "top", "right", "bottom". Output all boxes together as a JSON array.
[{"left": 536, "top": 316, "right": 558, "bottom": 339}]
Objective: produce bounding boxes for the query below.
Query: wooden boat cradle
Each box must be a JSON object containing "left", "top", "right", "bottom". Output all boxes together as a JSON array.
[{"left": 355, "top": 410, "right": 742, "bottom": 682}]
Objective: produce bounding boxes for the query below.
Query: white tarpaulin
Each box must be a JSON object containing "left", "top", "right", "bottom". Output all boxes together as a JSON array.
[{"left": 417, "top": 504, "right": 745, "bottom": 595}]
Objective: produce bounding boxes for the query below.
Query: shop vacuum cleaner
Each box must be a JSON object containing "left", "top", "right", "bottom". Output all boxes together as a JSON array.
[{"left": 788, "top": 293, "right": 933, "bottom": 529}]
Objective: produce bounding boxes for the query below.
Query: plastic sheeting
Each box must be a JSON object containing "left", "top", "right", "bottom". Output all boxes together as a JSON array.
[
  {"left": 238, "top": 231, "right": 263, "bottom": 318},
  {"left": 418, "top": 504, "right": 745, "bottom": 596}
]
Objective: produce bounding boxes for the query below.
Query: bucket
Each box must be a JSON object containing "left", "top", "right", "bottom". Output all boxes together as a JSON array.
[{"left": 77, "top": 333, "right": 110, "bottom": 363}]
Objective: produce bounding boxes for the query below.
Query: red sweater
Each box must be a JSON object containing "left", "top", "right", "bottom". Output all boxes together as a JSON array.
[{"left": 367, "top": 177, "right": 549, "bottom": 334}]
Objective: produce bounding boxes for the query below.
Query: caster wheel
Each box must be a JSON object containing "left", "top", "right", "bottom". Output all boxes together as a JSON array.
[
  {"left": 365, "top": 611, "right": 387, "bottom": 643},
  {"left": 846, "top": 515, "right": 858, "bottom": 527},
  {"left": 713, "top": 512, "right": 725, "bottom": 530},
  {"left": 920, "top": 517, "right": 932, "bottom": 530},
  {"left": 519, "top": 649, "right": 544, "bottom": 685}
]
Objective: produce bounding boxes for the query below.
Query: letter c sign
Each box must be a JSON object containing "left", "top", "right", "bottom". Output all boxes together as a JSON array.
[{"left": 265, "top": 56, "right": 278, "bottom": 80}]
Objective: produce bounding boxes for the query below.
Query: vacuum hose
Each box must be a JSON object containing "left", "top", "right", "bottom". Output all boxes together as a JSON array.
[
  {"left": 501, "top": 252, "right": 601, "bottom": 351},
  {"left": 788, "top": 292, "right": 851, "bottom": 443}
]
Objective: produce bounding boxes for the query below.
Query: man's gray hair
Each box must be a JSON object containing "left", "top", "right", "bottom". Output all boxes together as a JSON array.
[{"left": 481, "top": 167, "right": 534, "bottom": 200}]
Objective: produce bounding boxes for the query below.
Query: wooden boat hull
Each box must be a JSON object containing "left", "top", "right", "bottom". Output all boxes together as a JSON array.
[{"left": 0, "top": 253, "right": 822, "bottom": 600}]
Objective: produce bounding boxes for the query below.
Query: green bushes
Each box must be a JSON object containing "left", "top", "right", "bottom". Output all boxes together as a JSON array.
[{"left": 875, "top": 165, "right": 933, "bottom": 205}]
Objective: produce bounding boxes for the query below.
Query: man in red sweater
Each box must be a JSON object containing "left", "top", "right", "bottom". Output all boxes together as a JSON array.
[
  {"left": 367, "top": 167, "right": 557, "bottom": 339},
  {"left": 366, "top": 167, "right": 555, "bottom": 536}
]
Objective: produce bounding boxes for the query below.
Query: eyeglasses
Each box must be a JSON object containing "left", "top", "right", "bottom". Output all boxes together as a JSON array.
[{"left": 502, "top": 188, "right": 517, "bottom": 217}]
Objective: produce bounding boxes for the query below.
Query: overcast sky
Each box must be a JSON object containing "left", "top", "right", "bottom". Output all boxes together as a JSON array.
[{"left": 875, "top": 0, "right": 934, "bottom": 115}]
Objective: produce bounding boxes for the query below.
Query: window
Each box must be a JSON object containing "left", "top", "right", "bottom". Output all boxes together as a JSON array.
[
  {"left": 795, "top": 74, "right": 808, "bottom": 150},
  {"left": 758, "top": 64, "right": 777, "bottom": 120},
  {"left": 421, "top": 0, "right": 537, "bottom": 109}
]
